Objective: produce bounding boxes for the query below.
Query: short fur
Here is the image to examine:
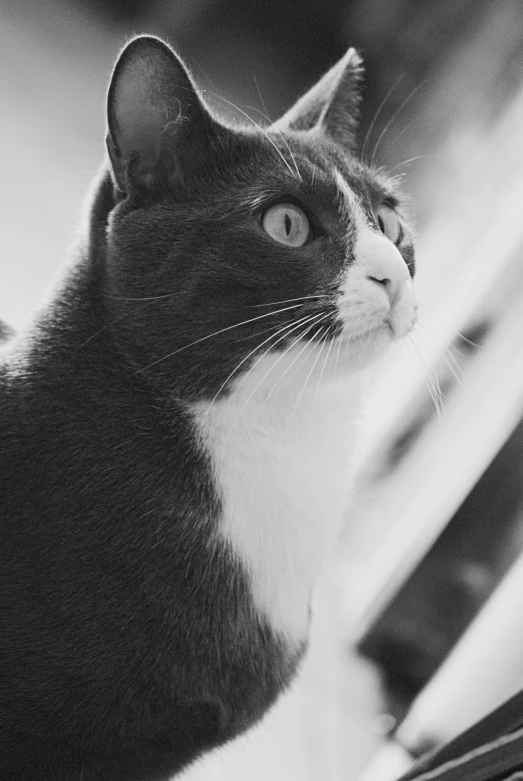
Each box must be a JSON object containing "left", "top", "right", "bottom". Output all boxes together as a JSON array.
[{"left": 0, "top": 36, "right": 416, "bottom": 780}]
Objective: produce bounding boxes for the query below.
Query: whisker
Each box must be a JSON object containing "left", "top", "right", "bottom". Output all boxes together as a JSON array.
[
  {"left": 77, "top": 295, "right": 311, "bottom": 355},
  {"left": 281, "top": 328, "right": 325, "bottom": 393},
  {"left": 205, "top": 91, "right": 298, "bottom": 180},
  {"left": 310, "top": 163, "right": 317, "bottom": 191},
  {"left": 78, "top": 289, "right": 186, "bottom": 351},
  {"left": 313, "top": 325, "right": 336, "bottom": 418},
  {"left": 236, "top": 320, "right": 297, "bottom": 343},
  {"left": 250, "top": 338, "right": 318, "bottom": 436},
  {"left": 361, "top": 74, "right": 404, "bottom": 163},
  {"left": 387, "top": 119, "right": 415, "bottom": 151},
  {"left": 250, "top": 81, "right": 302, "bottom": 181},
  {"left": 250, "top": 313, "right": 333, "bottom": 434},
  {"left": 253, "top": 75, "right": 272, "bottom": 123},
  {"left": 334, "top": 326, "right": 344, "bottom": 381},
  {"left": 413, "top": 322, "right": 464, "bottom": 386},
  {"left": 236, "top": 313, "right": 330, "bottom": 420},
  {"left": 205, "top": 312, "right": 322, "bottom": 413},
  {"left": 250, "top": 294, "right": 328, "bottom": 307},
  {"left": 133, "top": 302, "right": 305, "bottom": 375},
  {"left": 404, "top": 336, "right": 441, "bottom": 416},
  {"left": 370, "top": 79, "right": 428, "bottom": 168},
  {"left": 388, "top": 155, "right": 427, "bottom": 174},
  {"left": 456, "top": 331, "right": 481, "bottom": 349},
  {"left": 413, "top": 328, "right": 463, "bottom": 393},
  {"left": 419, "top": 353, "right": 445, "bottom": 417},
  {"left": 278, "top": 334, "right": 327, "bottom": 443},
  {"left": 104, "top": 293, "right": 178, "bottom": 302},
  {"left": 415, "top": 321, "right": 465, "bottom": 371},
  {"left": 274, "top": 131, "right": 301, "bottom": 181},
  {"left": 441, "top": 350, "right": 465, "bottom": 389},
  {"left": 251, "top": 78, "right": 302, "bottom": 181},
  {"left": 446, "top": 341, "right": 467, "bottom": 359},
  {"left": 439, "top": 344, "right": 463, "bottom": 379},
  {"left": 284, "top": 325, "right": 333, "bottom": 440},
  {"left": 228, "top": 312, "right": 328, "bottom": 404},
  {"left": 404, "top": 333, "right": 444, "bottom": 417},
  {"left": 75, "top": 309, "right": 144, "bottom": 351}
]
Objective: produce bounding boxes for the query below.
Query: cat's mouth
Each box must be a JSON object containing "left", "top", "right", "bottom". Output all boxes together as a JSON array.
[
  {"left": 387, "top": 290, "right": 418, "bottom": 339},
  {"left": 388, "top": 312, "right": 418, "bottom": 339},
  {"left": 336, "top": 302, "right": 417, "bottom": 349}
]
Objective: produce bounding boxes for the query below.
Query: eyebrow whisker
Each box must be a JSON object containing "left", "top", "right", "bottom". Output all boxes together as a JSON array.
[{"left": 204, "top": 90, "right": 299, "bottom": 181}]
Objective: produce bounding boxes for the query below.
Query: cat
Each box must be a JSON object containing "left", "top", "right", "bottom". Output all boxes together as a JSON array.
[{"left": 0, "top": 34, "right": 417, "bottom": 781}]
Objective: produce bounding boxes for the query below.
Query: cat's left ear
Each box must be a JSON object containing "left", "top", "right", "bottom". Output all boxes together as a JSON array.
[
  {"left": 273, "top": 47, "right": 363, "bottom": 152},
  {"left": 106, "top": 35, "right": 224, "bottom": 193}
]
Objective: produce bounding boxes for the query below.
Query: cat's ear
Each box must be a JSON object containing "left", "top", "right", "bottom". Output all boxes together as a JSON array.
[
  {"left": 106, "top": 36, "right": 221, "bottom": 192},
  {"left": 273, "top": 47, "right": 363, "bottom": 152}
]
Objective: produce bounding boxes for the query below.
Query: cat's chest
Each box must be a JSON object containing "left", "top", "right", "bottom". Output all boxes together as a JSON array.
[{"left": 191, "top": 370, "right": 362, "bottom": 647}]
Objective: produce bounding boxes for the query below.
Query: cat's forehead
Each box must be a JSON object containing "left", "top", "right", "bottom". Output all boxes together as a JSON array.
[
  {"left": 294, "top": 133, "right": 398, "bottom": 203},
  {"left": 238, "top": 127, "right": 399, "bottom": 220}
]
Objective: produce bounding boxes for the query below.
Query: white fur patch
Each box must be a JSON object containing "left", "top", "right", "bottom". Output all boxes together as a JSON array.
[{"left": 191, "top": 353, "right": 364, "bottom": 646}]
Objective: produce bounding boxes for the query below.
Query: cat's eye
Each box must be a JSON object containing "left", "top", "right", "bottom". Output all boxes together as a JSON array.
[
  {"left": 376, "top": 204, "right": 402, "bottom": 245},
  {"left": 261, "top": 203, "right": 311, "bottom": 247}
]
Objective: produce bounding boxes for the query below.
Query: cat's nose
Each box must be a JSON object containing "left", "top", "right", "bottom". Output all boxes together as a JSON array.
[
  {"left": 355, "top": 230, "right": 410, "bottom": 306},
  {"left": 368, "top": 267, "right": 407, "bottom": 306}
]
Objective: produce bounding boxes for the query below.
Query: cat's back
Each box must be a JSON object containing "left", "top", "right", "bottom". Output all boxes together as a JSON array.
[{"left": 0, "top": 297, "right": 298, "bottom": 781}]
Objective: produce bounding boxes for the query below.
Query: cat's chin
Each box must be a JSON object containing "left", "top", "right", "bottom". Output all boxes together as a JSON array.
[
  {"left": 334, "top": 328, "right": 393, "bottom": 373},
  {"left": 387, "top": 292, "right": 418, "bottom": 339},
  {"left": 333, "top": 313, "right": 417, "bottom": 374}
]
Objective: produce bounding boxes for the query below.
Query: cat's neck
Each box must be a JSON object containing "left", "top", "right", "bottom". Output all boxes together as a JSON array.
[
  {"left": 195, "top": 342, "right": 364, "bottom": 437},
  {"left": 191, "top": 348, "right": 364, "bottom": 644}
]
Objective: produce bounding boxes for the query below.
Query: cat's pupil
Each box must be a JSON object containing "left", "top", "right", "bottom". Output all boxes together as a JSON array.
[
  {"left": 284, "top": 213, "right": 292, "bottom": 236},
  {"left": 378, "top": 215, "right": 385, "bottom": 233}
]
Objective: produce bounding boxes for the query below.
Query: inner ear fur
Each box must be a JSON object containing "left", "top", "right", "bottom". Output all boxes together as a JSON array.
[{"left": 106, "top": 35, "right": 224, "bottom": 192}]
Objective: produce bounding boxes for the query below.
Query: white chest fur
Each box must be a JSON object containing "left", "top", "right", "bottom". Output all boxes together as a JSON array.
[{"left": 190, "top": 349, "right": 364, "bottom": 646}]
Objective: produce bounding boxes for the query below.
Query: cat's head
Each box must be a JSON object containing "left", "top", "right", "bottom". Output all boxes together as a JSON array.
[{"left": 102, "top": 36, "right": 417, "bottom": 401}]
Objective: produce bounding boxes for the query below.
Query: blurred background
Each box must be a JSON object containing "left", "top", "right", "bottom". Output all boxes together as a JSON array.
[{"left": 2, "top": 0, "right": 523, "bottom": 778}]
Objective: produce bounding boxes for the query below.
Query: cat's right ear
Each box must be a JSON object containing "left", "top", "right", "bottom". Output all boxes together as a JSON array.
[{"left": 106, "top": 36, "right": 220, "bottom": 193}]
